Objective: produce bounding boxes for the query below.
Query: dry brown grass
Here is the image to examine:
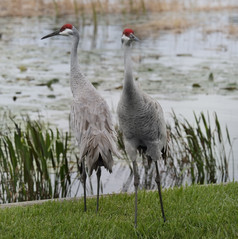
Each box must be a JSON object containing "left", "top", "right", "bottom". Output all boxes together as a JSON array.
[
  {"left": 1, "top": 0, "right": 238, "bottom": 17},
  {"left": 228, "top": 25, "right": 238, "bottom": 36},
  {"left": 194, "top": 5, "right": 238, "bottom": 12},
  {"left": 203, "top": 25, "right": 238, "bottom": 37},
  {"left": 131, "top": 15, "right": 193, "bottom": 38}
]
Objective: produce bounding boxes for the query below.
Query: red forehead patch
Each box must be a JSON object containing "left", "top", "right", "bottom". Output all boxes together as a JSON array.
[
  {"left": 123, "top": 28, "right": 134, "bottom": 37},
  {"left": 60, "top": 24, "right": 73, "bottom": 32}
]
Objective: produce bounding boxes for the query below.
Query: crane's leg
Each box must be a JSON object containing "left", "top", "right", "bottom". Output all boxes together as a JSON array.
[
  {"left": 143, "top": 155, "right": 152, "bottom": 189},
  {"left": 132, "top": 160, "right": 140, "bottom": 228},
  {"left": 155, "top": 161, "right": 166, "bottom": 222},
  {"left": 125, "top": 142, "right": 139, "bottom": 228},
  {"left": 82, "top": 160, "right": 87, "bottom": 212},
  {"left": 96, "top": 167, "right": 101, "bottom": 213},
  {"left": 142, "top": 154, "right": 149, "bottom": 189}
]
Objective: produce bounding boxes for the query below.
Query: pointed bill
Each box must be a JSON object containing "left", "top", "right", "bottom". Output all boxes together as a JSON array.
[
  {"left": 130, "top": 33, "right": 140, "bottom": 42},
  {"left": 41, "top": 29, "right": 60, "bottom": 40}
]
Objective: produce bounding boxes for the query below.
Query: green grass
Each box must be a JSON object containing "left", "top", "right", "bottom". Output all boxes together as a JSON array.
[{"left": 1, "top": 183, "right": 238, "bottom": 238}]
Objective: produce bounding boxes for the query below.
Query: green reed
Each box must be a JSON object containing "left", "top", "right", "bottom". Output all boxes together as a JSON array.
[
  {"left": 167, "top": 111, "right": 233, "bottom": 185},
  {"left": 52, "top": 0, "right": 59, "bottom": 17},
  {"left": 0, "top": 118, "right": 73, "bottom": 204},
  {"left": 91, "top": 0, "right": 98, "bottom": 34}
]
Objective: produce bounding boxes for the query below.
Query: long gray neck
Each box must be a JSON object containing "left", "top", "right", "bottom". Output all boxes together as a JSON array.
[
  {"left": 70, "top": 28, "right": 87, "bottom": 96},
  {"left": 123, "top": 46, "right": 137, "bottom": 97}
]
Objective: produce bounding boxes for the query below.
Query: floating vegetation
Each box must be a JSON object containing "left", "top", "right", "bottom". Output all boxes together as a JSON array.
[
  {"left": 37, "top": 78, "right": 59, "bottom": 91},
  {"left": 222, "top": 83, "right": 237, "bottom": 91},
  {"left": 192, "top": 83, "right": 201, "bottom": 88},
  {"left": 47, "top": 94, "right": 56, "bottom": 99},
  {"left": 17, "top": 65, "right": 27, "bottom": 72}
]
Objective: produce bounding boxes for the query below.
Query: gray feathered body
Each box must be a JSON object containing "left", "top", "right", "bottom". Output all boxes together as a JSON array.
[
  {"left": 117, "top": 46, "right": 167, "bottom": 162},
  {"left": 70, "top": 27, "right": 119, "bottom": 176}
]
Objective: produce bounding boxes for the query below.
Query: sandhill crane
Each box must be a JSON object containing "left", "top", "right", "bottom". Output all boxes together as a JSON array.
[
  {"left": 41, "top": 24, "right": 120, "bottom": 212},
  {"left": 117, "top": 29, "right": 167, "bottom": 227}
]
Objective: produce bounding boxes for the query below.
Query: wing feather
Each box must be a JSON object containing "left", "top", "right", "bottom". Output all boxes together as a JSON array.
[{"left": 70, "top": 92, "right": 121, "bottom": 176}]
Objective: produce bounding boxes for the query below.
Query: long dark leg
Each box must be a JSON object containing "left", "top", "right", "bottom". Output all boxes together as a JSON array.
[
  {"left": 155, "top": 161, "right": 166, "bottom": 222},
  {"left": 81, "top": 160, "right": 87, "bottom": 212},
  {"left": 132, "top": 161, "right": 140, "bottom": 228},
  {"left": 142, "top": 154, "right": 149, "bottom": 189},
  {"left": 96, "top": 167, "right": 101, "bottom": 213}
]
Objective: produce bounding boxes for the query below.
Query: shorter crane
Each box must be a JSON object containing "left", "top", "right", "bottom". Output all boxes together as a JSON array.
[
  {"left": 41, "top": 24, "right": 120, "bottom": 212},
  {"left": 117, "top": 29, "right": 167, "bottom": 227}
]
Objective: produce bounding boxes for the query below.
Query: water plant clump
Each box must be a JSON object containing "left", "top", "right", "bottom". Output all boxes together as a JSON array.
[
  {"left": 166, "top": 111, "right": 232, "bottom": 185},
  {"left": 0, "top": 117, "right": 75, "bottom": 204}
]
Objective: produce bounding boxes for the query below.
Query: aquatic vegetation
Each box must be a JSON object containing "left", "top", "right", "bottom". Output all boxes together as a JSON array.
[
  {"left": 167, "top": 111, "right": 232, "bottom": 185},
  {"left": 36, "top": 78, "right": 59, "bottom": 91},
  {"left": 0, "top": 111, "right": 234, "bottom": 204},
  {"left": 0, "top": 117, "right": 74, "bottom": 204}
]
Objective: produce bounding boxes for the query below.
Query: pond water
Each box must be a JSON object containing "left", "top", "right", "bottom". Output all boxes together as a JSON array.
[{"left": 0, "top": 10, "right": 237, "bottom": 197}]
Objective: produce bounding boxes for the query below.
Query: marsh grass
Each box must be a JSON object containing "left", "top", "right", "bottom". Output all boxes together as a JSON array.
[
  {"left": 133, "top": 15, "right": 193, "bottom": 37},
  {"left": 0, "top": 117, "right": 75, "bottom": 204},
  {"left": 166, "top": 111, "right": 232, "bottom": 185}
]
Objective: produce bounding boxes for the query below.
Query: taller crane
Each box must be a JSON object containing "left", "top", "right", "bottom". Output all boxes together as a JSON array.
[{"left": 117, "top": 29, "right": 167, "bottom": 227}]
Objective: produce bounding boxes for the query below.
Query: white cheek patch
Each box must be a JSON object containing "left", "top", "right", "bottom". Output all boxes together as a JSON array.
[
  {"left": 121, "top": 34, "right": 130, "bottom": 42},
  {"left": 59, "top": 28, "right": 73, "bottom": 36}
]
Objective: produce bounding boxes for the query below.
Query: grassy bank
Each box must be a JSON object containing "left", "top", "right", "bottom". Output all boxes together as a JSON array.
[{"left": 0, "top": 183, "right": 237, "bottom": 238}]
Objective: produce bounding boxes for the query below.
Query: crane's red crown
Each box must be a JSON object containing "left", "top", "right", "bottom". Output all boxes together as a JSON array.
[
  {"left": 123, "top": 28, "right": 134, "bottom": 37},
  {"left": 60, "top": 24, "right": 73, "bottom": 32}
]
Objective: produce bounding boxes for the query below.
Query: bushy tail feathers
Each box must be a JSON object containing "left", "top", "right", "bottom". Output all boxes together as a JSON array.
[{"left": 79, "top": 128, "right": 121, "bottom": 176}]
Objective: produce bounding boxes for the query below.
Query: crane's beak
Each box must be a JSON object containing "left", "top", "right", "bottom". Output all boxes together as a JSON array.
[
  {"left": 130, "top": 33, "right": 140, "bottom": 42},
  {"left": 41, "top": 29, "right": 61, "bottom": 40}
]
